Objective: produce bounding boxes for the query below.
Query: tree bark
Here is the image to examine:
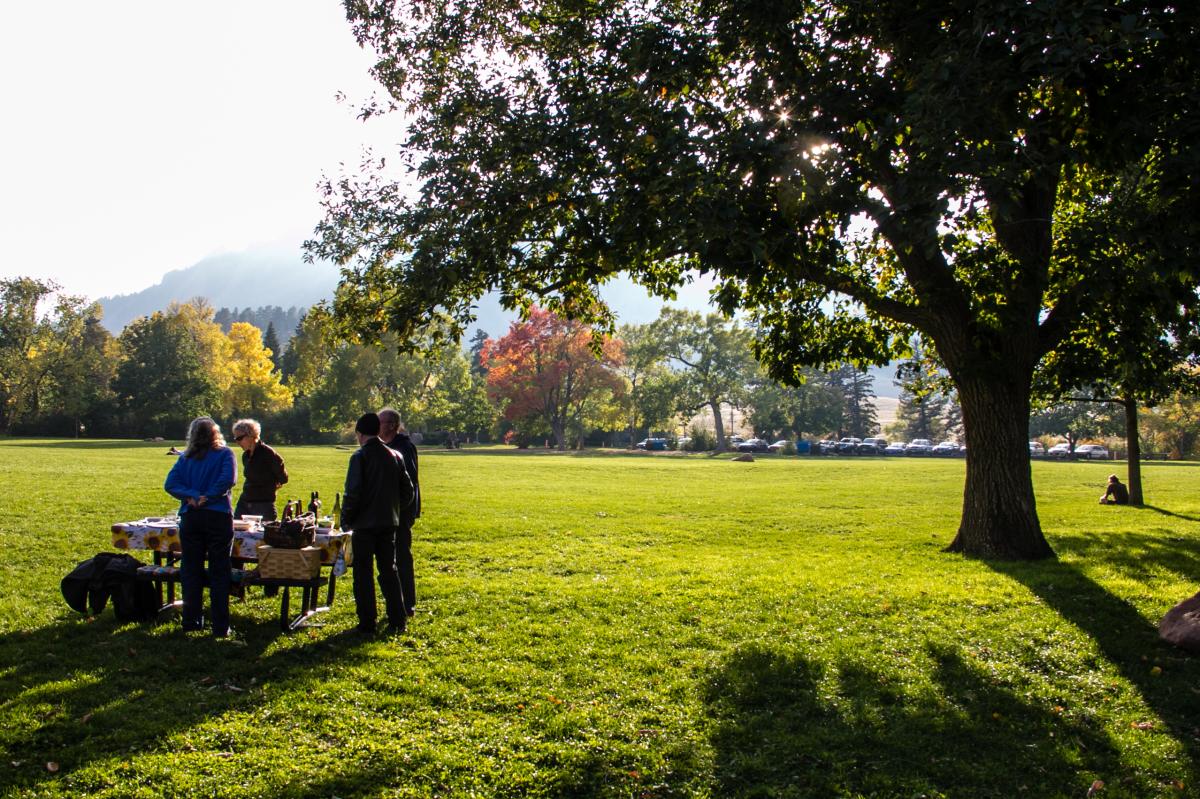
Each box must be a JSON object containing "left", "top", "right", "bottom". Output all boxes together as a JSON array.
[
  {"left": 710, "top": 401, "right": 727, "bottom": 452},
  {"left": 1124, "top": 397, "right": 1143, "bottom": 506},
  {"left": 945, "top": 376, "right": 1055, "bottom": 559}
]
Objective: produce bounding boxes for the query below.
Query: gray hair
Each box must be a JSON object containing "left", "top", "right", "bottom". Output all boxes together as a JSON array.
[
  {"left": 232, "top": 418, "right": 261, "bottom": 439},
  {"left": 378, "top": 407, "right": 404, "bottom": 431},
  {"left": 184, "top": 416, "right": 225, "bottom": 458}
]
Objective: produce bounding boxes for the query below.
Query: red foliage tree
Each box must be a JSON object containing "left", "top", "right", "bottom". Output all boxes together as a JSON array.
[{"left": 481, "top": 307, "right": 625, "bottom": 449}]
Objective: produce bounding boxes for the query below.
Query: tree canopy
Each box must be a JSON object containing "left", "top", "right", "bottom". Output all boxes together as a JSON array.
[{"left": 310, "top": 0, "right": 1200, "bottom": 558}]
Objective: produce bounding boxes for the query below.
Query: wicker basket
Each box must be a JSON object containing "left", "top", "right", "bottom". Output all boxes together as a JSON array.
[
  {"left": 262, "top": 514, "right": 316, "bottom": 549},
  {"left": 256, "top": 544, "right": 323, "bottom": 580}
]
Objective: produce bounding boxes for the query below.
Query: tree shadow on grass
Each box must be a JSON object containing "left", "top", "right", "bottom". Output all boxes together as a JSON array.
[
  {"left": 4, "top": 439, "right": 177, "bottom": 450},
  {"left": 704, "top": 642, "right": 1120, "bottom": 798},
  {"left": 988, "top": 558, "right": 1200, "bottom": 782},
  {"left": 1140, "top": 504, "right": 1200, "bottom": 523},
  {"left": 0, "top": 613, "right": 380, "bottom": 796},
  {"left": 1052, "top": 528, "right": 1200, "bottom": 585}
]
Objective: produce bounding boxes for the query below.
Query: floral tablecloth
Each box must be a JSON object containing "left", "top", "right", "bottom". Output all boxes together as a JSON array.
[{"left": 111, "top": 518, "right": 353, "bottom": 577}]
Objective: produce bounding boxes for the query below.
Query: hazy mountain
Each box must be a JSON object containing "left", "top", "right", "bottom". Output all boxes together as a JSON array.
[
  {"left": 98, "top": 249, "right": 340, "bottom": 333},
  {"left": 98, "top": 245, "right": 900, "bottom": 397}
]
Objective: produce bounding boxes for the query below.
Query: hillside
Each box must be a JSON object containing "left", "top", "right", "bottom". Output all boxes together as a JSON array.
[
  {"left": 98, "top": 248, "right": 339, "bottom": 333},
  {"left": 96, "top": 246, "right": 899, "bottom": 396}
]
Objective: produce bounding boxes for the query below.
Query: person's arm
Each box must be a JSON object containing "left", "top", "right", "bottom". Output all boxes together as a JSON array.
[
  {"left": 164, "top": 457, "right": 197, "bottom": 501},
  {"left": 341, "top": 452, "right": 363, "bottom": 529},
  {"left": 395, "top": 450, "right": 415, "bottom": 511},
  {"left": 273, "top": 449, "right": 288, "bottom": 487}
]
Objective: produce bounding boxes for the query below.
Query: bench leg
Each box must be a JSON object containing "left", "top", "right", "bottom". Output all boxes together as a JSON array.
[{"left": 279, "top": 586, "right": 291, "bottom": 630}]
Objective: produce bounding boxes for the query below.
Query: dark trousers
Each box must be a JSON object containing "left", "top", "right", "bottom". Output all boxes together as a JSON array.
[
  {"left": 179, "top": 508, "right": 234, "bottom": 636},
  {"left": 396, "top": 522, "right": 416, "bottom": 613},
  {"left": 351, "top": 527, "right": 405, "bottom": 628},
  {"left": 234, "top": 498, "right": 277, "bottom": 520}
]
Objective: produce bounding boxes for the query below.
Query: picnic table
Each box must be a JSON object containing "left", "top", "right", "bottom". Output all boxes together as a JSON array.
[{"left": 111, "top": 518, "right": 354, "bottom": 631}]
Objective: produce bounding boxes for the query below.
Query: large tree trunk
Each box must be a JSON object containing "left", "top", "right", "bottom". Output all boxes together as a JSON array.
[
  {"left": 1124, "top": 397, "right": 1143, "bottom": 506},
  {"left": 945, "top": 376, "right": 1055, "bottom": 559},
  {"left": 710, "top": 401, "right": 727, "bottom": 452}
]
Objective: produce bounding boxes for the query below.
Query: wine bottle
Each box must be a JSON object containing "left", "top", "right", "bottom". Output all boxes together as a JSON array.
[
  {"left": 308, "top": 491, "right": 321, "bottom": 516},
  {"left": 331, "top": 492, "right": 342, "bottom": 531}
]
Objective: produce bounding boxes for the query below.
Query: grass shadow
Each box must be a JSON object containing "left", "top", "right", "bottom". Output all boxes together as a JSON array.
[
  {"left": 1052, "top": 528, "right": 1200, "bottom": 585},
  {"left": 988, "top": 558, "right": 1200, "bottom": 780},
  {"left": 0, "top": 612, "right": 382, "bottom": 795},
  {"left": 703, "top": 642, "right": 1121, "bottom": 797},
  {"left": 1141, "top": 504, "right": 1200, "bottom": 523}
]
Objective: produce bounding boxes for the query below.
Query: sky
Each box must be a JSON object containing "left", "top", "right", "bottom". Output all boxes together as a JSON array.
[{"left": 0, "top": 2, "right": 402, "bottom": 300}]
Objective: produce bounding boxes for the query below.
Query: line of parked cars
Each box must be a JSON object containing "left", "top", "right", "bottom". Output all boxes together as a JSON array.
[
  {"left": 1035, "top": 441, "right": 1111, "bottom": 459},
  {"left": 809, "top": 436, "right": 967, "bottom": 456}
]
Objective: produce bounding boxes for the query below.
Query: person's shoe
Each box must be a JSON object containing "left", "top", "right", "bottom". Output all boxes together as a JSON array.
[
  {"left": 181, "top": 621, "right": 204, "bottom": 633},
  {"left": 354, "top": 622, "right": 376, "bottom": 637},
  {"left": 213, "top": 628, "right": 245, "bottom": 644},
  {"left": 385, "top": 621, "right": 407, "bottom": 635},
  {"left": 405, "top": 607, "right": 416, "bottom": 618}
]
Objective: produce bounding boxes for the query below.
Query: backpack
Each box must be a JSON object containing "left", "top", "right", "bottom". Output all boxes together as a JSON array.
[{"left": 61, "top": 553, "right": 158, "bottom": 621}]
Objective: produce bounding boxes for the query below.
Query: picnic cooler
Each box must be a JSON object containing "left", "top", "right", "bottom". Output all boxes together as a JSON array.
[
  {"left": 255, "top": 544, "right": 323, "bottom": 580},
  {"left": 262, "top": 513, "right": 316, "bottom": 549}
]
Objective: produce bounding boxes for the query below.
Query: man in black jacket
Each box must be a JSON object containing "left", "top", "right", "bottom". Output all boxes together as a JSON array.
[
  {"left": 342, "top": 412, "right": 415, "bottom": 635},
  {"left": 379, "top": 407, "right": 420, "bottom": 618}
]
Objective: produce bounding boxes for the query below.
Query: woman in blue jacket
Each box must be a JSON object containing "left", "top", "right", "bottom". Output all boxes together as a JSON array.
[{"left": 165, "top": 416, "right": 238, "bottom": 638}]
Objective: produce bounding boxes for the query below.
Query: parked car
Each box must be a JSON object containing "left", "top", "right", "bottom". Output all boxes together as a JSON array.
[
  {"left": 729, "top": 435, "right": 745, "bottom": 446},
  {"left": 636, "top": 438, "right": 668, "bottom": 451},
  {"left": 1047, "top": 442, "right": 1072, "bottom": 459},
  {"left": 933, "top": 440, "right": 961, "bottom": 456},
  {"left": 767, "top": 439, "right": 792, "bottom": 453},
  {"left": 818, "top": 439, "right": 838, "bottom": 454},
  {"left": 836, "top": 437, "right": 862, "bottom": 454},
  {"left": 884, "top": 441, "right": 907, "bottom": 455},
  {"left": 905, "top": 439, "right": 934, "bottom": 456},
  {"left": 737, "top": 438, "right": 770, "bottom": 453},
  {"left": 1029, "top": 441, "right": 1045, "bottom": 457},
  {"left": 858, "top": 437, "right": 888, "bottom": 454},
  {"left": 1075, "top": 444, "right": 1110, "bottom": 460}
]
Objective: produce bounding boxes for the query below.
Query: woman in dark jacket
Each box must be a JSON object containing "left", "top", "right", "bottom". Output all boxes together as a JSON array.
[{"left": 165, "top": 416, "right": 238, "bottom": 638}]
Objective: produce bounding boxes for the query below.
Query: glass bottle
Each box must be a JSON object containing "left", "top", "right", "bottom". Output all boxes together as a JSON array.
[{"left": 331, "top": 492, "right": 342, "bottom": 531}]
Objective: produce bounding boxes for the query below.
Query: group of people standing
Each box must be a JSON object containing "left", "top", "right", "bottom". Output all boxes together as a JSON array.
[{"left": 162, "top": 408, "right": 421, "bottom": 640}]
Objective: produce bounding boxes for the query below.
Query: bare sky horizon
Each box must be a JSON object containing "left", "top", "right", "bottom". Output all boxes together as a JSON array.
[{"left": 0, "top": 2, "right": 402, "bottom": 301}]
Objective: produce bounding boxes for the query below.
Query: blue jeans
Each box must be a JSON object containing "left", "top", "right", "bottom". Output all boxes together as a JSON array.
[{"left": 179, "top": 508, "right": 234, "bottom": 636}]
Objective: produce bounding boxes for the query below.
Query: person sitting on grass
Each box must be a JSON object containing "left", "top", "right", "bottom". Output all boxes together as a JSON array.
[{"left": 1100, "top": 474, "right": 1129, "bottom": 505}]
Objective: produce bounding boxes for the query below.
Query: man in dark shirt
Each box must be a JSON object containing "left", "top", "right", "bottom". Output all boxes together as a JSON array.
[
  {"left": 343, "top": 412, "right": 415, "bottom": 635},
  {"left": 231, "top": 419, "right": 288, "bottom": 520},
  {"left": 1100, "top": 474, "right": 1130, "bottom": 505},
  {"left": 379, "top": 407, "right": 420, "bottom": 618}
]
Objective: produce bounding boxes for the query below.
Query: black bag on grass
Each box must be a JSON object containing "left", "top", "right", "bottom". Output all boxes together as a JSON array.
[{"left": 61, "top": 552, "right": 157, "bottom": 621}]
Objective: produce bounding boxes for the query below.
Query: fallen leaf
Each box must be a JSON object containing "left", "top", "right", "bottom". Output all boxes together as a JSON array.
[
  {"left": 46, "top": 762, "right": 59, "bottom": 773},
  {"left": 1150, "top": 666, "right": 1163, "bottom": 676},
  {"left": 1087, "top": 779, "right": 1104, "bottom": 797},
  {"left": 224, "top": 683, "right": 245, "bottom": 693},
  {"left": 1132, "top": 721, "right": 1155, "bottom": 730},
  {"left": 198, "top": 676, "right": 214, "bottom": 685},
  {"left": 80, "top": 713, "right": 94, "bottom": 724}
]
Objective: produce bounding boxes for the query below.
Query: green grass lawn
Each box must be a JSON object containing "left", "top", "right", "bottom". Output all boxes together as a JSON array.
[{"left": 1, "top": 439, "right": 1198, "bottom": 798}]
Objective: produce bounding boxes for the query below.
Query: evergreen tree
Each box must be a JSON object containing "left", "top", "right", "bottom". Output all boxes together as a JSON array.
[{"left": 263, "top": 322, "right": 282, "bottom": 371}]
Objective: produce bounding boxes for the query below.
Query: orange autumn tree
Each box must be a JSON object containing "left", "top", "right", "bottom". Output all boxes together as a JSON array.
[{"left": 481, "top": 307, "right": 625, "bottom": 450}]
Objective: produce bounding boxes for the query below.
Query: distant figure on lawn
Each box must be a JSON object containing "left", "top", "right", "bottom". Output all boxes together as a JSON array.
[
  {"left": 1100, "top": 474, "right": 1129, "bottom": 505},
  {"left": 231, "top": 418, "right": 288, "bottom": 521},
  {"left": 379, "top": 407, "right": 420, "bottom": 620},
  {"left": 342, "top": 412, "right": 415, "bottom": 637},
  {"left": 164, "top": 416, "right": 238, "bottom": 639}
]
